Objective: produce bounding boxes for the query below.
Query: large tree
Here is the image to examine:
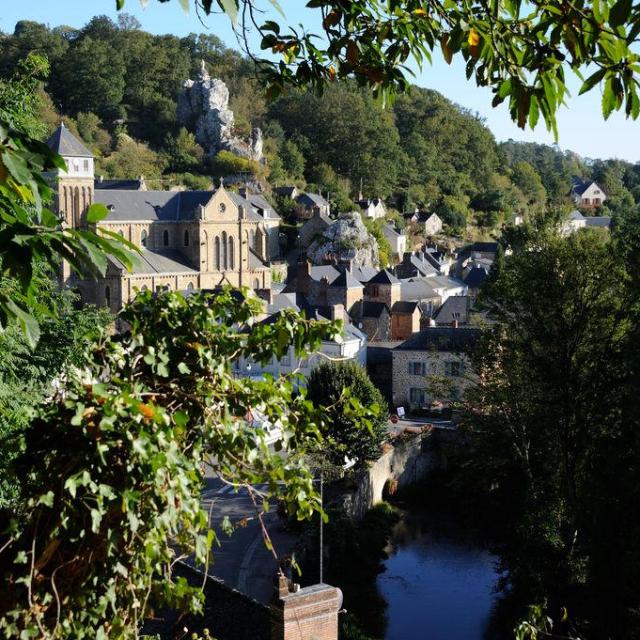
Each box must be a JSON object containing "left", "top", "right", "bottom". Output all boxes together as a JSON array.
[
  {"left": 306, "top": 360, "right": 389, "bottom": 467},
  {"left": 461, "top": 220, "right": 640, "bottom": 638}
]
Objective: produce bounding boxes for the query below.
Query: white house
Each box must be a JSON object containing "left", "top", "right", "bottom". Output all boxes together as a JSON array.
[
  {"left": 233, "top": 305, "right": 367, "bottom": 383},
  {"left": 562, "top": 210, "right": 611, "bottom": 235},
  {"left": 357, "top": 196, "right": 386, "bottom": 219},
  {"left": 382, "top": 223, "right": 407, "bottom": 257},
  {"left": 570, "top": 177, "right": 607, "bottom": 208}
]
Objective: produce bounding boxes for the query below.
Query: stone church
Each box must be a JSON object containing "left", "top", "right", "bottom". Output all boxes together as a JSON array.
[{"left": 47, "top": 124, "right": 275, "bottom": 312}]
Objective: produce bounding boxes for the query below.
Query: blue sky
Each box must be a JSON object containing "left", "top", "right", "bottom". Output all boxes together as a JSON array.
[{"left": 1, "top": 0, "right": 637, "bottom": 162}]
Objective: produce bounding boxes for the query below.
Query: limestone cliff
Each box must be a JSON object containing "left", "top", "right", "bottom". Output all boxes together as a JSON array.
[
  {"left": 307, "top": 212, "right": 379, "bottom": 269},
  {"left": 178, "top": 62, "right": 263, "bottom": 162}
]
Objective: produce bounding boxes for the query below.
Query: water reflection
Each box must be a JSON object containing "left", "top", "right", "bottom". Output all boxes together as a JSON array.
[{"left": 373, "top": 510, "right": 506, "bottom": 640}]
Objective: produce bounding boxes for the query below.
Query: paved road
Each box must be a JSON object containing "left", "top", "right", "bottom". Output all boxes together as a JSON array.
[{"left": 200, "top": 476, "right": 298, "bottom": 604}]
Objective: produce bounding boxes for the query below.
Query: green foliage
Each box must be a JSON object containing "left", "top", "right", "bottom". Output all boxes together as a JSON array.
[
  {"left": 461, "top": 220, "right": 640, "bottom": 638},
  {"left": 166, "top": 127, "right": 205, "bottom": 173},
  {"left": 0, "top": 271, "right": 111, "bottom": 509},
  {"left": 0, "top": 121, "right": 135, "bottom": 346},
  {"left": 98, "top": 136, "right": 167, "bottom": 179},
  {"left": 306, "top": 360, "right": 388, "bottom": 467},
  {"left": 363, "top": 216, "right": 392, "bottom": 267},
  {"left": 210, "top": 150, "right": 263, "bottom": 178},
  {"left": 0, "top": 52, "right": 50, "bottom": 139},
  {"left": 0, "top": 288, "right": 347, "bottom": 638}
]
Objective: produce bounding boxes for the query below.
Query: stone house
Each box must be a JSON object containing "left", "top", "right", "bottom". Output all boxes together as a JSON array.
[
  {"left": 365, "top": 269, "right": 401, "bottom": 308},
  {"left": 295, "top": 192, "right": 330, "bottom": 219},
  {"left": 47, "top": 124, "right": 273, "bottom": 312},
  {"left": 390, "top": 300, "right": 421, "bottom": 340},
  {"left": 411, "top": 212, "right": 443, "bottom": 236},
  {"left": 391, "top": 327, "right": 480, "bottom": 410},
  {"left": 350, "top": 300, "right": 391, "bottom": 342},
  {"left": 299, "top": 207, "right": 333, "bottom": 248}
]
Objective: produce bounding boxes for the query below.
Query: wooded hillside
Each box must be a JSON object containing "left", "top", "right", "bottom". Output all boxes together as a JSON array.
[{"left": 2, "top": 15, "right": 639, "bottom": 233}]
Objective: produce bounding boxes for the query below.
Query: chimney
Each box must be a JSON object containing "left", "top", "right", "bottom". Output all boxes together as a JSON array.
[
  {"left": 452, "top": 319, "right": 459, "bottom": 329},
  {"left": 428, "top": 317, "right": 436, "bottom": 327},
  {"left": 238, "top": 204, "right": 246, "bottom": 219},
  {"left": 319, "top": 276, "right": 329, "bottom": 306},
  {"left": 239, "top": 186, "right": 248, "bottom": 199},
  {"left": 296, "top": 261, "right": 311, "bottom": 295},
  {"left": 331, "top": 303, "right": 345, "bottom": 321}
]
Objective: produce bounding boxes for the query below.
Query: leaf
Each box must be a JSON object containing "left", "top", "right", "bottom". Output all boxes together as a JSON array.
[
  {"left": 609, "top": 0, "right": 632, "bottom": 28},
  {"left": 86, "top": 203, "right": 109, "bottom": 224},
  {"left": 3, "top": 298, "right": 40, "bottom": 347},
  {"left": 217, "top": 0, "right": 238, "bottom": 24},
  {"left": 579, "top": 67, "right": 608, "bottom": 95},
  {"left": 602, "top": 77, "right": 618, "bottom": 119}
]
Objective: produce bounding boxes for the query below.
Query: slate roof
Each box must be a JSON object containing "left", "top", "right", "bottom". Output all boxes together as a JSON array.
[
  {"left": 434, "top": 296, "right": 471, "bottom": 324},
  {"left": 330, "top": 270, "right": 364, "bottom": 289},
  {"left": 394, "top": 327, "right": 480, "bottom": 352},
  {"left": 568, "top": 210, "right": 585, "bottom": 221},
  {"left": 368, "top": 269, "right": 400, "bottom": 285},
  {"left": 94, "top": 189, "right": 263, "bottom": 223},
  {"left": 585, "top": 216, "right": 612, "bottom": 228},
  {"left": 47, "top": 124, "right": 93, "bottom": 158},
  {"left": 95, "top": 190, "right": 205, "bottom": 222},
  {"left": 110, "top": 250, "right": 197, "bottom": 275},
  {"left": 248, "top": 248, "right": 268, "bottom": 268},
  {"left": 350, "top": 300, "right": 389, "bottom": 319},
  {"left": 297, "top": 192, "right": 328, "bottom": 208},
  {"left": 391, "top": 300, "right": 419, "bottom": 314},
  {"left": 309, "top": 265, "right": 341, "bottom": 282},
  {"left": 463, "top": 265, "right": 489, "bottom": 288},
  {"left": 399, "top": 279, "right": 439, "bottom": 301},
  {"left": 463, "top": 241, "right": 499, "bottom": 254},
  {"left": 351, "top": 265, "right": 378, "bottom": 283},
  {"left": 245, "top": 193, "right": 281, "bottom": 220},
  {"left": 95, "top": 179, "right": 143, "bottom": 190}
]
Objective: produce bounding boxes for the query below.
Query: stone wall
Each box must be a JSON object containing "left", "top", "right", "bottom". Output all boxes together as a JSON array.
[{"left": 336, "top": 430, "right": 446, "bottom": 520}]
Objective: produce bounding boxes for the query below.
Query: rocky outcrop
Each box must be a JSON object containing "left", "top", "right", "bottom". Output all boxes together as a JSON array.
[
  {"left": 178, "top": 62, "right": 263, "bottom": 162},
  {"left": 307, "top": 211, "right": 379, "bottom": 268}
]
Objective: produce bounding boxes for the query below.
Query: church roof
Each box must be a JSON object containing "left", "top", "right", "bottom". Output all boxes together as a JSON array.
[
  {"left": 109, "top": 249, "right": 197, "bottom": 275},
  {"left": 47, "top": 124, "right": 93, "bottom": 158},
  {"left": 330, "top": 270, "right": 363, "bottom": 289},
  {"left": 94, "top": 189, "right": 263, "bottom": 223}
]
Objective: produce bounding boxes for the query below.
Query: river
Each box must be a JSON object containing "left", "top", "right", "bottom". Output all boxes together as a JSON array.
[{"left": 353, "top": 507, "right": 507, "bottom": 640}]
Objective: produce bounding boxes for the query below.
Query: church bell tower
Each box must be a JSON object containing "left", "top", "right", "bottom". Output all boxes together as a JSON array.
[{"left": 47, "top": 122, "right": 95, "bottom": 229}]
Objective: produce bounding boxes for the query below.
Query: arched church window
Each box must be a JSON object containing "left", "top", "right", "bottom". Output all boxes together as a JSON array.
[
  {"left": 253, "top": 278, "right": 260, "bottom": 290},
  {"left": 105, "top": 286, "right": 111, "bottom": 308},
  {"left": 163, "top": 229, "right": 169, "bottom": 246},
  {"left": 184, "top": 229, "right": 190, "bottom": 247},
  {"left": 186, "top": 282, "right": 194, "bottom": 291},
  {"left": 214, "top": 236, "right": 221, "bottom": 270},
  {"left": 141, "top": 229, "right": 148, "bottom": 248},
  {"left": 222, "top": 231, "right": 228, "bottom": 270},
  {"left": 228, "top": 236, "right": 234, "bottom": 270}
]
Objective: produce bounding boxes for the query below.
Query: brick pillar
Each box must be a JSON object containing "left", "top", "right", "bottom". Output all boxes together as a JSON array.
[{"left": 271, "top": 579, "right": 342, "bottom": 640}]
